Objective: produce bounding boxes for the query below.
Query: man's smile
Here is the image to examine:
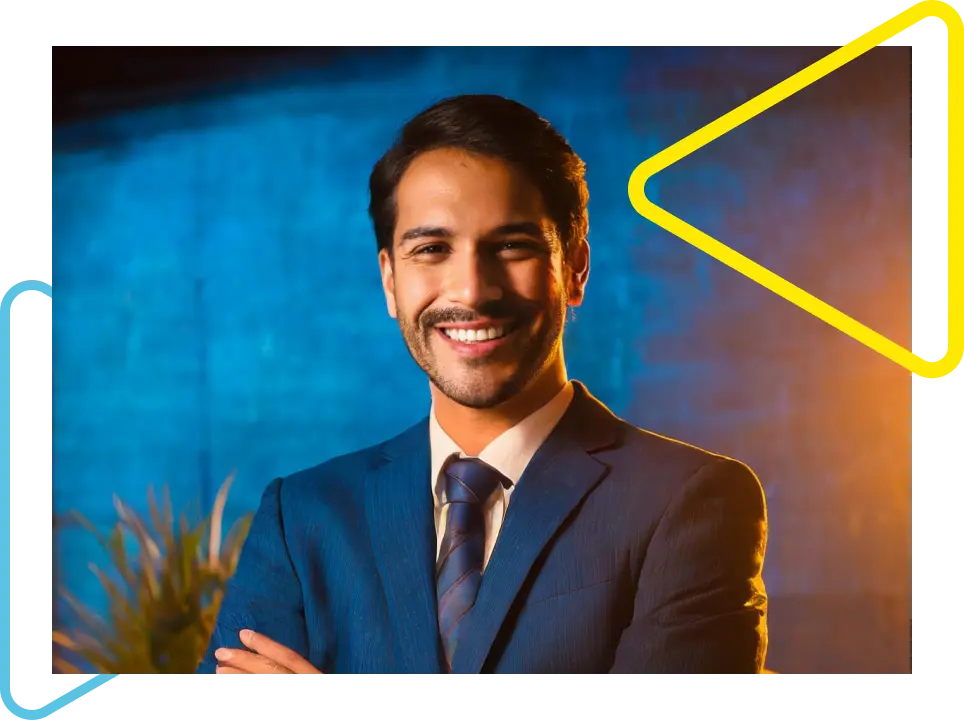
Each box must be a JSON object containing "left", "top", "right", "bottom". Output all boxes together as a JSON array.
[{"left": 433, "top": 319, "right": 523, "bottom": 358}]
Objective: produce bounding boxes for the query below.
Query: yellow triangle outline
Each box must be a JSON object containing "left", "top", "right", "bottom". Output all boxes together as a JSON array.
[{"left": 628, "top": 0, "right": 962, "bottom": 379}]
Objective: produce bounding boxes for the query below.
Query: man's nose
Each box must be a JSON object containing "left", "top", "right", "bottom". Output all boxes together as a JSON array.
[{"left": 444, "top": 251, "right": 504, "bottom": 307}]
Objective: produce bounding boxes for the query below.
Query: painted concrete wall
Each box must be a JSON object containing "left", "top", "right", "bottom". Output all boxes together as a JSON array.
[{"left": 52, "top": 47, "right": 911, "bottom": 671}]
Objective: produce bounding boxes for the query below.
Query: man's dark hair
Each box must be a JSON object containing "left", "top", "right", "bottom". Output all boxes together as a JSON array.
[{"left": 368, "top": 94, "right": 589, "bottom": 258}]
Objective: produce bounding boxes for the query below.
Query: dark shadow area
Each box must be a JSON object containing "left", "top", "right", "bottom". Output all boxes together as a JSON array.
[
  {"left": 50, "top": 43, "right": 334, "bottom": 125},
  {"left": 54, "top": 47, "right": 389, "bottom": 125},
  {"left": 48, "top": 42, "right": 431, "bottom": 152}
]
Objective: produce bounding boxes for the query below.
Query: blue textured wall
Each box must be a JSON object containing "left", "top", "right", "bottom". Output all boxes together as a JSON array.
[{"left": 52, "top": 47, "right": 911, "bottom": 672}]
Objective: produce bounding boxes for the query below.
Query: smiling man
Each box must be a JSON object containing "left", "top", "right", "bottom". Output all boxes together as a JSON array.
[{"left": 198, "top": 94, "right": 769, "bottom": 674}]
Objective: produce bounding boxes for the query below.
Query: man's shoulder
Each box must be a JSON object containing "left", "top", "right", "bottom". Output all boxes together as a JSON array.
[
  {"left": 614, "top": 419, "right": 744, "bottom": 473},
  {"left": 273, "top": 419, "right": 424, "bottom": 497},
  {"left": 281, "top": 442, "right": 385, "bottom": 491},
  {"left": 574, "top": 381, "right": 758, "bottom": 481},
  {"left": 596, "top": 412, "right": 765, "bottom": 525},
  {"left": 594, "top": 402, "right": 761, "bottom": 498}
]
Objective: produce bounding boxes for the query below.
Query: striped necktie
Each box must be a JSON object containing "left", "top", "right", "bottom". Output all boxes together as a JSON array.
[{"left": 436, "top": 457, "right": 507, "bottom": 669}]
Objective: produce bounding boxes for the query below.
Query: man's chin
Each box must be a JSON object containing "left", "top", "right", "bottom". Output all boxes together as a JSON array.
[{"left": 431, "top": 372, "right": 521, "bottom": 410}]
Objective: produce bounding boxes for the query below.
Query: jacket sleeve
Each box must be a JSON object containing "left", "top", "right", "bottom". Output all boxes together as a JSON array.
[
  {"left": 196, "top": 476, "right": 309, "bottom": 673},
  {"left": 609, "top": 458, "right": 768, "bottom": 673}
]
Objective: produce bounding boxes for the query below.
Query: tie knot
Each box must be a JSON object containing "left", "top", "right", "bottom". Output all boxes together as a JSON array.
[{"left": 442, "top": 457, "right": 507, "bottom": 506}]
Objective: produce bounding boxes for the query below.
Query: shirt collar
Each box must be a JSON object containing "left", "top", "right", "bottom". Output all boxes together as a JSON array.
[{"left": 429, "top": 381, "right": 575, "bottom": 508}]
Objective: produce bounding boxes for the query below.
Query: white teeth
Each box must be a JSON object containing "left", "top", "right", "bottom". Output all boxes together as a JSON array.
[{"left": 442, "top": 326, "right": 507, "bottom": 343}]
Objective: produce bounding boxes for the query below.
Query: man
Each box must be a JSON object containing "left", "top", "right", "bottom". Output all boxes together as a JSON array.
[{"left": 198, "top": 94, "right": 768, "bottom": 674}]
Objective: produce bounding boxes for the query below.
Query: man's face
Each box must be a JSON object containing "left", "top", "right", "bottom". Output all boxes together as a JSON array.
[{"left": 378, "top": 148, "right": 587, "bottom": 409}]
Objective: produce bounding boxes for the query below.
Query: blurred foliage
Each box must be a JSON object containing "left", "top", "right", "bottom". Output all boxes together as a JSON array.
[{"left": 53, "top": 473, "right": 252, "bottom": 673}]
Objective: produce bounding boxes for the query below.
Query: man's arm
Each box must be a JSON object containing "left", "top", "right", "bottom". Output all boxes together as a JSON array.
[
  {"left": 609, "top": 458, "right": 768, "bottom": 673},
  {"left": 197, "top": 477, "right": 309, "bottom": 673}
]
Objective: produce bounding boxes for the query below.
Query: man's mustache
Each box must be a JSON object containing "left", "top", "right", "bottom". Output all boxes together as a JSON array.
[{"left": 421, "top": 300, "right": 535, "bottom": 328}]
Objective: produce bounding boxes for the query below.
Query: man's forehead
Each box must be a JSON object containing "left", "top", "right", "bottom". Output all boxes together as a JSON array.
[
  {"left": 397, "top": 159, "right": 549, "bottom": 220},
  {"left": 398, "top": 150, "right": 538, "bottom": 196}
]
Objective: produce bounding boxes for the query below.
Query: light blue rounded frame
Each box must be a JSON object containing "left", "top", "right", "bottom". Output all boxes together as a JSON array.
[{"left": 0, "top": 280, "right": 120, "bottom": 720}]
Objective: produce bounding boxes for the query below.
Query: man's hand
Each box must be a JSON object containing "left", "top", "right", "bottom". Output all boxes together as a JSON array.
[{"left": 214, "top": 629, "right": 322, "bottom": 674}]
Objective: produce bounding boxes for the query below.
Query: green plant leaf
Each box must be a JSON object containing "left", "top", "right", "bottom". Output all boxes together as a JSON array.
[
  {"left": 105, "top": 522, "right": 137, "bottom": 590},
  {"left": 54, "top": 474, "right": 254, "bottom": 674},
  {"left": 208, "top": 470, "right": 236, "bottom": 568}
]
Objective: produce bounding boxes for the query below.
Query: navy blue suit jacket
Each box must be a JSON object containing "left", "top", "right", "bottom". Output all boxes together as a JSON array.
[{"left": 198, "top": 381, "right": 768, "bottom": 673}]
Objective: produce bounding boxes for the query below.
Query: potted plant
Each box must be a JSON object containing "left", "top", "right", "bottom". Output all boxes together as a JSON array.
[{"left": 53, "top": 472, "right": 252, "bottom": 673}]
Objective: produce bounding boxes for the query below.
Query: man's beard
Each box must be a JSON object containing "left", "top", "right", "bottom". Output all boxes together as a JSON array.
[{"left": 396, "top": 295, "right": 567, "bottom": 409}]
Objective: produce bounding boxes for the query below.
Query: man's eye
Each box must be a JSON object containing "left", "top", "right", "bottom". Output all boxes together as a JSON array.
[
  {"left": 415, "top": 244, "right": 447, "bottom": 255},
  {"left": 500, "top": 240, "right": 540, "bottom": 252}
]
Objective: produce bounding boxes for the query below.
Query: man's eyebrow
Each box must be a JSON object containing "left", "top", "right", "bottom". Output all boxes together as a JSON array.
[
  {"left": 491, "top": 222, "right": 547, "bottom": 239},
  {"left": 398, "top": 222, "right": 550, "bottom": 245},
  {"left": 399, "top": 226, "right": 453, "bottom": 244}
]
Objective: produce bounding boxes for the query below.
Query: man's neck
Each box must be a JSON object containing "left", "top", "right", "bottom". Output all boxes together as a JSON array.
[{"left": 431, "top": 362, "right": 568, "bottom": 456}]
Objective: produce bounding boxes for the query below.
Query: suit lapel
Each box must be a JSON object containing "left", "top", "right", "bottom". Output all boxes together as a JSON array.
[
  {"left": 364, "top": 418, "right": 445, "bottom": 673},
  {"left": 450, "top": 382, "right": 620, "bottom": 673}
]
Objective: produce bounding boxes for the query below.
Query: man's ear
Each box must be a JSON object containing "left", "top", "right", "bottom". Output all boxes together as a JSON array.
[
  {"left": 566, "top": 238, "right": 590, "bottom": 308},
  {"left": 378, "top": 248, "right": 397, "bottom": 318}
]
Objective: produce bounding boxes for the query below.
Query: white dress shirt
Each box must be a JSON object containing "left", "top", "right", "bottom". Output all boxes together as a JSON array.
[{"left": 429, "top": 381, "right": 575, "bottom": 569}]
